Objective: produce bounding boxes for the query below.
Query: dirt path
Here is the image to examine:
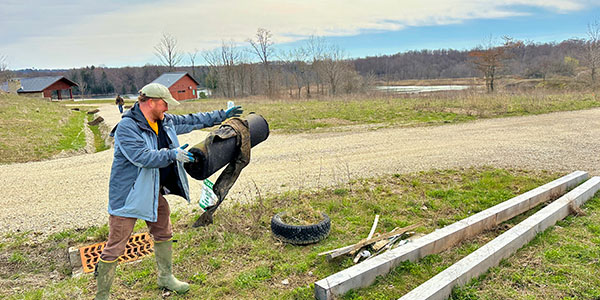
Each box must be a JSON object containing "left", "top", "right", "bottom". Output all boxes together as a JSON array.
[{"left": 3, "top": 104, "right": 600, "bottom": 237}]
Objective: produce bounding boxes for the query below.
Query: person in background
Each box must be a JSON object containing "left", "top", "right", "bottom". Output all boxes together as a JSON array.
[
  {"left": 94, "top": 83, "right": 242, "bottom": 299},
  {"left": 115, "top": 94, "right": 125, "bottom": 113}
]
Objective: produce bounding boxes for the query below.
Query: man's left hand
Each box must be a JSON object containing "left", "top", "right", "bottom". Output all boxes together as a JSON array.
[{"left": 225, "top": 105, "right": 243, "bottom": 118}]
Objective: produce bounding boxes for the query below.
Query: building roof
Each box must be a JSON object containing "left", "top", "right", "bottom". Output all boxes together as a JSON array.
[
  {"left": 1, "top": 76, "right": 78, "bottom": 93},
  {"left": 151, "top": 72, "right": 200, "bottom": 88}
]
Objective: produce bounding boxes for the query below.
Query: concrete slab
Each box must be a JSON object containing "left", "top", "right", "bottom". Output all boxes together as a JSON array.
[
  {"left": 399, "top": 176, "right": 600, "bottom": 300},
  {"left": 314, "top": 171, "right": 588, "bottom": 300}
]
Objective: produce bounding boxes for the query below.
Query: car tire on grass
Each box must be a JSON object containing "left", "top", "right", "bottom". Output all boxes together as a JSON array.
[{"left": 270, "top": 212, "right": 331, "bottom": 245}]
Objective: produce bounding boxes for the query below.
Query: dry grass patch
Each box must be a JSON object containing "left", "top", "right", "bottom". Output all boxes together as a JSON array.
[{"left": 171, "top": 91, "right": 600, "bottom": 133}]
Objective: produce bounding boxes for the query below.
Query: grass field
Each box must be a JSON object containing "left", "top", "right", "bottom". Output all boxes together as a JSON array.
[
  {"left": 0, "top": 94, "right": 87, "bottom": 164},
  {"left": 170, "top": 90, "right": 600, "bottom": 133},
  {"left": 4, "top": 90, "right": 600, "bottom": 164},
  {"left": 3, "top": 167, "right": 598, "bottom": 299}
]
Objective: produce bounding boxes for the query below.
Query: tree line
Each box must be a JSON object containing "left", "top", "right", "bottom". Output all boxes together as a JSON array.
[{"left": 3, "top": 22, "right": 600, "bottom": 97}]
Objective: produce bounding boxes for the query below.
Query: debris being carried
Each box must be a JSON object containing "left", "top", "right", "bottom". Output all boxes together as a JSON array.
[
  {"left": 188, "top": 114, "right": 269, "bottom": 227},
  {"left": 318, "top": 216, "right": 419, "bottom": 262}
]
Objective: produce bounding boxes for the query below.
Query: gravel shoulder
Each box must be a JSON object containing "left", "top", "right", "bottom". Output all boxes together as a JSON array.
[{"left": 3, "top": 104, "right": 600, "bottom": 237}]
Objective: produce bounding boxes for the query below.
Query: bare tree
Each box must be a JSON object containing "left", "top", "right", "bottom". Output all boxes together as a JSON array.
[
  {"left": 242, "top": 62, "right": 258, "bottom": 96},
  {"left": 220, "top": 41, "right": 241, "bottom": 98},
  {"left": 188, "top": 49, "right": 199, "bottom": 79},
  {"left": 279, "top": 48, "right": 308, "bottom": 98},
  {"left": 79, "top": 81, "right": 88, "bottom": 99},
  {"left": 247, "top": 28, "right": 275, "bottom": 97},
  {"left": 202, "top": 41, "right": 242, "bottom": 98},
  {"left": 0, "top": 54, "right": 10, "bottom": 83},
  {"left": 202, "top": 48, "right": 223, "bottom": 96},
  {"left": 469, "top": 36, "right": 522, "bottom": 92},
  {"left": 236, "top": 52, "right": 251, "bottom": 96},
  {"left": 0, "top": 54, "right": 7, "bottom": 73},
  {"left": 304, "top": 35, "right": 327, "bottom": 96},
  {"left": 319, "top": 43, "right": 348, "bottom": 96},
  {"left": 154, "top": 32, "right": 183, "bottom": 71},
  {"left": 585, "top": 20, "right": 600, "bottom": 85}
]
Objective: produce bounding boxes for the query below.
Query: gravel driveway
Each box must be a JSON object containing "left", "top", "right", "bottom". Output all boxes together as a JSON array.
[{"left": 3, "top": 104, "right": 600, "bottom": 237}]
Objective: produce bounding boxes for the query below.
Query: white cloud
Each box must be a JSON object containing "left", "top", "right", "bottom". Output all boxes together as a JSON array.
[{"left": 0, "top": 0, "right": 592, "bottom": 69}]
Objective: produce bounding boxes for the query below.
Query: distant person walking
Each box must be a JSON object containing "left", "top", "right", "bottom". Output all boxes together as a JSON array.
[
  {"left": 94, "top": 83, "right": 242, "bottom": 299},
  {"left": 115, "top": 94, "right": 124, "bottom": 113}
]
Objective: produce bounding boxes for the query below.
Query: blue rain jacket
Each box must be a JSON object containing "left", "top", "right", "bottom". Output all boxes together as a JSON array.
[{"left": 108, "top": 102, "right": 226, "bottom": 222}]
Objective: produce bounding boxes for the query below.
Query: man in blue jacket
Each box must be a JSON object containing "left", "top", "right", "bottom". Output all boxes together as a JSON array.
[{"left": 95, "top": 83, "right": 242, "bottom": 299}]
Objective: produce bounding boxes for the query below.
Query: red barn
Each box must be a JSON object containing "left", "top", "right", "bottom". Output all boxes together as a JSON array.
[
  {"left": 150, "top": 72, "right": 200, "bottom": 101},
  {"left": 1, "top": 76, "right": 78, "bottom": 100}
]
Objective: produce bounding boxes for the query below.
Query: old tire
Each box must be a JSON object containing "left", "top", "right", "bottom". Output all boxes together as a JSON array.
[{"left": 271, "top": 212, "right": 331, "bottom": 245}]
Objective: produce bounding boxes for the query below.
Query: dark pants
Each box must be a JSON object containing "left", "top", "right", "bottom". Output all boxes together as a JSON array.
[
  {"left": 118, "top": 104, "right": 123, "bottom": 113},
  {"left": 100, "top": 194, "right": 172, "bottom": 261}
]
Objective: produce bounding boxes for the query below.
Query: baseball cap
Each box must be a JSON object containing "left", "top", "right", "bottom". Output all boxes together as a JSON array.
[{"left": 139, "top": 83, "right": 180, "bottom": 106}]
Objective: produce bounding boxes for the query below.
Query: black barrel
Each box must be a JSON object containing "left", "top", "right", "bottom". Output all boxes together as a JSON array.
[{"left": 184, "top": 114, "right": 269, "bottom": 180}]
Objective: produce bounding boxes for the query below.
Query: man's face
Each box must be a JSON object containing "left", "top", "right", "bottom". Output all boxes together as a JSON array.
[{"left": 149, "top": 98, "right": 169, "bottom": 121}]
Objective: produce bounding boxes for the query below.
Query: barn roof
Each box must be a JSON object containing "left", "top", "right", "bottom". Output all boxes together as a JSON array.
[
  {"left": 151, "top": 72, "right": 200, "bottom": 88},
  {"left": 1, "top": 76, "right": 78, "bottom": 93}
]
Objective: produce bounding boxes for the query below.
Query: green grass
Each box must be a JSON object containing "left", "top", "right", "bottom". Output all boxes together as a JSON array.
[
  {"left": 86, "top": 114, "right": 110, "bottom": 152},
  {"left": 170, "top": 91, "right": 600, "bottom": 133},
  {"left": 5, "top": 91, "right": 600, "bottom": 163},
  {"left": 0, "top": 94, "right": 87, "bottom": 164},
  {"left": 453, "top": 196, "right": 600, "bottom": 299},
  {"left": 47, "top": 224, "right": 109, "bottom": 244},
  {"left": 4, "top": 167, "right": 581, "bottom": 299}
]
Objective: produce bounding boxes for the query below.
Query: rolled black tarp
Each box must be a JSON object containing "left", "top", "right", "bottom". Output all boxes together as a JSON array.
[{"left": 184, "top": 113, "right": 269, "bottom": 180}]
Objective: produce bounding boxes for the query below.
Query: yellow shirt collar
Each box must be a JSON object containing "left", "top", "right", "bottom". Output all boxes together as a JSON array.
[{"left": 146, "top": 118, "right": 158, "bottom": 135}]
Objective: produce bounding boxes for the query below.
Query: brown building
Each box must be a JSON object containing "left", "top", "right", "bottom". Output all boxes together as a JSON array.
[
  {"left": 150, "top": 72, "right": 200, "bottom": 101},
  {"left": 0, "top": 76, "right": 78, "bottom": 100}
]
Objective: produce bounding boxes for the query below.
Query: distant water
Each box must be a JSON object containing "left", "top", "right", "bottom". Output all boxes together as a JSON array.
[{"left": 375, "top": 85, "right": 470, "bottom": 94}]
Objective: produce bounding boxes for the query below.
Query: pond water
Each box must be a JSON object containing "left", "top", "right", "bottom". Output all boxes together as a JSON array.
[{"left": 375, "top": 85, "right": 471, "bottom": 94}]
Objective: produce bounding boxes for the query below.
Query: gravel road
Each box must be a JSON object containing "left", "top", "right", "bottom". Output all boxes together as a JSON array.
[{"left": 3, "top": 104, "right": 600, "bottom": 237}]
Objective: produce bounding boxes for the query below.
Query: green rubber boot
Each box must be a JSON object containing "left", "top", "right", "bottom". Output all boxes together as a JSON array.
[
  {"left": 94, "top": 259, "right": 117, "bottom": 300},
  {"left": 154, "top": 240, "right": 190, "bottom": 294}
]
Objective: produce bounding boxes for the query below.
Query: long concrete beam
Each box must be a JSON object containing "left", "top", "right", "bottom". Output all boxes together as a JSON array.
[
  {"left": 399, "top": 176, "right": 600, "bottom": 300},
  {"left": 314, "top": 171, "right": 588, "bottom": 300}
]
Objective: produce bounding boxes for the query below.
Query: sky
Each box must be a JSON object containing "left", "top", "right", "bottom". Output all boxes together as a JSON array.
[{"left": 1, "top": 0, "right": 600, "bottom": 70}]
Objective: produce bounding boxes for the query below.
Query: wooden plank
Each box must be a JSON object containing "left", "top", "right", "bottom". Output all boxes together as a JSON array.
[
  {"left": 314, "top": 171, "right": 588, "bottom": 300},
  {"left": 319, "top": 217, "right": 382, "bottom": 258},
  {"left": 327, "top": 223, "right": 420, "bottom": 260},
  {"left": 367, "top": 215, "right": 380, "bottom": 240},
  {"left": 318, "top": 224, "right": 404, "bottom": 258},
  {"left": 317, "top": 245, "right": 355, "bottom": 257},
  {"left": 353, "top": 215, "right": 381, "bottom": 263},
  {"left": 399, "top": 176, "right": 600, "bottom": 300}
]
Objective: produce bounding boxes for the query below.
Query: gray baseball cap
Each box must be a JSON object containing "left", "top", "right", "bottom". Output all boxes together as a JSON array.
[{"left": 139, "top": 83, "right": 180, "bottom": 106}]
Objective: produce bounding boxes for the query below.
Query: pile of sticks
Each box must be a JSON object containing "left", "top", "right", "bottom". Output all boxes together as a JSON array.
[{"left": 318, "top": 215, "right": 420, "bottom": 263}]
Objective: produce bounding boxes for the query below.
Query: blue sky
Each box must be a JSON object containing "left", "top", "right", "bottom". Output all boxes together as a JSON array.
[{"left": 1, "top": 0, "right": 599, "bottom": 70}]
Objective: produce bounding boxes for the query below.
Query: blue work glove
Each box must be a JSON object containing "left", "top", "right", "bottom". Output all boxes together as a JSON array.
[
  {"left": 173, "top": 143, "right": 195, "bottom": 163},
  {"left": 224, "top": 105, "right": 243, "bottom": 118}
]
